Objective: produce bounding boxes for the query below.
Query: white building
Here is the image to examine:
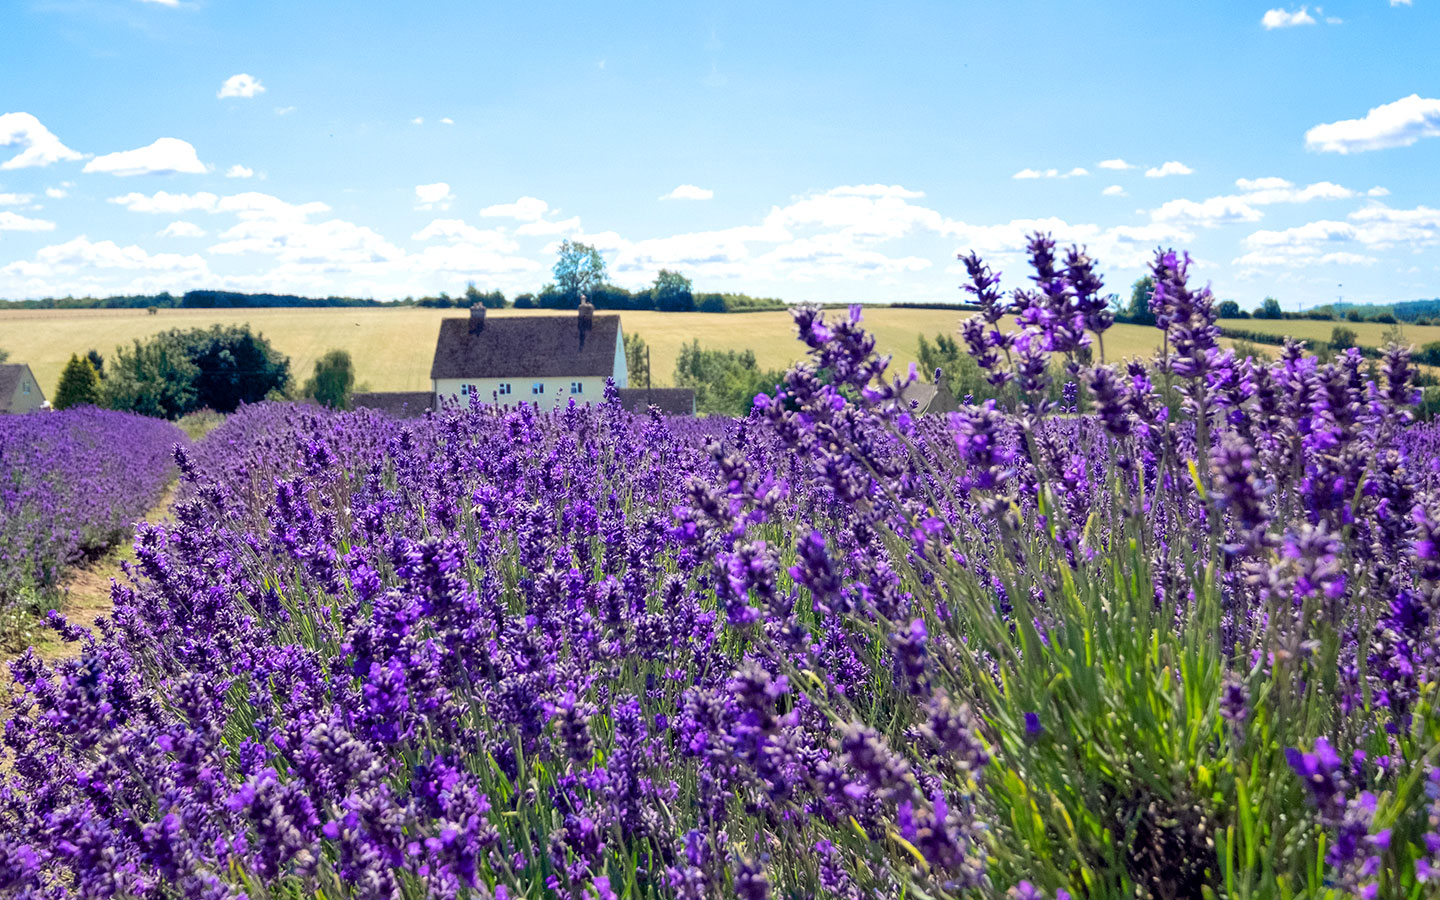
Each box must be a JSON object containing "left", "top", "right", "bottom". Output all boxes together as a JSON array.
[{"left": 430, "top": 304, "right": 628, "bottom": 407}]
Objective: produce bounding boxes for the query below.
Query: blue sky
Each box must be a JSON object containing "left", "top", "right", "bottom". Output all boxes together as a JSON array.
[{"left": 0, "top": 1, "right": 1436, "bottom": 308}]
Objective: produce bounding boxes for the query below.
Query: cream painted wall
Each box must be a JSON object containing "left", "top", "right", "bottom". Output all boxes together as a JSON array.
[{"left": 433, "top": 375, "right": 615, "bottom": 407}]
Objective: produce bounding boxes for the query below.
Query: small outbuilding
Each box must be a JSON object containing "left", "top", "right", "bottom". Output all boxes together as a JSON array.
[
  {"left": 0, "top": 363, "right": 46, "bottom": 414},
  {"left": 350, "top": 391, "right": 435, "bottom": 419},
  {"left": 615, "top": 387, "right": 697, "bottom": 416}
]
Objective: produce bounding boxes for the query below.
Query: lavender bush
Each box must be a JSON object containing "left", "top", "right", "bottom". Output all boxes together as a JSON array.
[
  {"left": 4, "top": 237, "right": 1440, "bottom": 898},
  {"left": 0, "top": 407, "right": 183, "bottom": 644}
]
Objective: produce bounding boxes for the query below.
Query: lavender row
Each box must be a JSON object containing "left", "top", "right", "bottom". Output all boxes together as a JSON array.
[{"left": 0, "top": 407, "right": 183, "bottom": 629}]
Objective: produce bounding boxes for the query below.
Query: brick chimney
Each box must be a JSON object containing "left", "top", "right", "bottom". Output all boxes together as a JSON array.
[
  {"left": 577, "top": 298, "right": 594, "bottom": 338},
  {"left": 469, "top": 305, "right": 486, "bottom": 334}
]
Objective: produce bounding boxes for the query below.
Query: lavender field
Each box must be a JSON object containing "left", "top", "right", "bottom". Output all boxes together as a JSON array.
[
  {"left": 0, "top": 407, "right": 182, "bottom": 646},
  {"left": 5, "top": 241, "right": 1440, "bottom": 899}
]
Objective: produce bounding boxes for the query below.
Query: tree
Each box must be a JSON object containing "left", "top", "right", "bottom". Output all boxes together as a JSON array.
[
  {"left": 464, "top": 282, "right": 508, "bottom": 309},
  {"left": 1215, "top": 300, "right": 1242, "bottom": 319},
  {"left": 1123, "top": 276, "right": 1156, "bottom": 326},
  {"left": 53, "top": 354, "right": 102, "bottom": 410},
  {"left": 103, "top": 338, "right": 199, "bottom": 419},
  {"left": 624, "top": 333, "right": 651, "bottom": 388},
  {"left": 166, "top": 325, "right": 291, "bottom": 412},
  {"left": 85, "top": 349, "right": 104, "bottom": 378},
  {"left": 1255, "top": 297, "right": 1283, "bottom": 320},
  {"left": 653, "top": 269, "right": 695, "bottom": 312},
  {"left": 673, "top": 339, "right": 785, "bottom": 416},
  {"left": 0, "top": 347, "right": 8, "bottom": 363},
  {"left": 552, "top": 240, "right": 607, "bottom": 304},
  {"left": 1330, "top": 326, "right": 1358, "bottom": 351},
  {"left": 303, "top": 349, "right": 355, "bottom": 410}
]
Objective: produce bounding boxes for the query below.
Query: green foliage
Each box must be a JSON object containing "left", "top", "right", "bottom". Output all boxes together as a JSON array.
[
  {"left": 302, "top": 349, "right": 355, "bottom": 410},
  {"left": 1229, "top": 338, "right": 1271, "bottom": 361},
  {"left": 1215, "top": 299, "right": 1242, "bottom": 319},
  {"left": 52, "top": 354, "right": 102, "bottom": 410},
  {"left": 1117, "top": 275, "right": 1156, "bottom": 325},
  {"left": 653, "top": 269, "right": 695, "bottom": 312},
  {"left": 102, "top": 338, "right": 199, "bottom": 419},
  {"left": 85, "top": 348, "right": 104, "bottom": 378},
  {"left": 624, "top": 333, "right": 651, "bottom": 389},
  {"left": 463, "top": 282, "right": 508, "bottom": 309},
  {"left": 673, "top": 339, "right": 784, "bottom": 416},
  {"left": 0, "top": 347, "right": 8, "bottom": 363},
  {"left": 1255, "top": 296, "right": 1284, "bottom": 319},
  {"left": 513, "top": 293, "right": 536, "bottom": 309},
  {"left": 101, "top": 325, "right": 290, "bottom": 418},
  {"left": 1330, "top": 326, "right": 1358, "bottom": 350},
  {"left": 917, "top": 332, "right": 1073, "bottom": 408},
  {"left": 551, "top": 240, "right": 607, "bottom": 304}
]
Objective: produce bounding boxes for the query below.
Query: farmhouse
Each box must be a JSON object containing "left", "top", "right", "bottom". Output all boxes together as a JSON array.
[
  {"left": 352, "top": 304, "right": 695, "bottom": 416},
  {"left": 0, "top": 363, "right": 46, "bottom": 414},
  {"left": 431, "top": 303, "right": 628, "bottom": 406}
]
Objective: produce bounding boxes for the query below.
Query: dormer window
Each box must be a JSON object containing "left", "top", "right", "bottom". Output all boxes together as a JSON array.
[
  {"left": 570, "top": 381, "right": 583, "bottom": 394},
  {"left": 532, "top": 382, "right": 545, "bottom": 395}
]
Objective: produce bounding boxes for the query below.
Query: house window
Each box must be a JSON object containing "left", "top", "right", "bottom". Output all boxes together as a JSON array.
[
  {"left": 570, "top": 381, "right": 583, "bottom": 394},
  {"left": 498, "top": 383, "right": 512, "bottom": 396},
  {"left": 21, "top": 382, "right": 29, "bottom": 395},
  {"left": 532, "top": 381, "right": 545, "bottom": 395}
]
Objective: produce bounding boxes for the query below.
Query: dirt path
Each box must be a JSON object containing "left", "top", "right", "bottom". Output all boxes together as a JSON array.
[{"left": 26, "top": 481, "right": 178, "bottom": 663}]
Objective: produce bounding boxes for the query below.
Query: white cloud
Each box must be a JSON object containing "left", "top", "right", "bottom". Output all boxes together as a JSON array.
[
  {"left": 662, "top": 184, "right": 715, "bottom": 200},
  {"left": 109, "top": 190, "right": 219, "bottom": 213},
  {"left": 410, "top": 117, "right": 424, "bottom": 125},
  {"left": 411, "top": 219, "right": 515, "bottom": 250},
  {"left": 1368, "top": 186, "right": 1390, "bottom": 197},
  {"left": 414, "top": 182, "right": 453, "bottom": 209},
  {"left": 0, "top": 192, "right": 32, "bottom": 205},
  {"left": 275, "top": 106, "right": 297, "bottom": 116},
  {"left": 1392, "top": 0, "right": 1412, "bottom": 6},
  {"left": 214, "top": 192, "right": 329, "bottom": 222},
  {"left": 2, "top": 236, "right": 208, "bottom": 280},
  {"left": 440, "top": 117, "right": 455, "bottom": 125},
  {"left": 1262, "top": 7, "right": 1317, "bottom": 28},
  {"left": 159, "top": 220, "right": 206, "bottom": 238},
  {"left": 225, "top": 164, "right": 254, "bottom": 179},
  {"left": 137, "top": 0, "right": 181, "bottom": 6},
  {"left": 515, "top": 216, "right": 582, "bottom": 237},
  {"left": 481, "top": 196, "right": 549, "bottom": 221},
  {"left": 763, "top": 184, "right": 942, "bottom": 244},
  {"left": 1305, "top": 94, "right": 1440, "bottom": 153},
  {"left": 1097, "top": 158, "right": 1134, "bottom": 170},
  {"left": 45, "top": 185, "right": 69, "bottom": 199},
  {"left": 0, "top": 112, "right": 83, "bottom": 170},
  {"left": 1151, "top": 196, "right": 1264, "bottom": 228},
  {"left": 1067, "top": 167, "right": 1089, "bottom": 177},
  {"left": 1102, "top": 185, "right": 1127, "bottom": 197},
  {"left": 1236, "top": 205, "right": 1440, "bottom": 267},
  {"left": 1013, "top": 168, "right": 1058, "bottom": 179},
  {"left": 83, "top": 138, "right": 206, "bottom": 176},
  {"left": 218, "top": 74, "right": 265, "bottom": 99},
  {"left": 1145, "top": 161, "right": 1194, "bottom": 177},
  {"left": 210, "top": 217, "right": 404, "bottom": 265},
  {"left": 0, "top": 211, "right": 55, "bottom": 232}
]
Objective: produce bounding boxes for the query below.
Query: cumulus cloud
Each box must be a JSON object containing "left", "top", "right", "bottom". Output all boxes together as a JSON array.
[
  {"left": 159, "top": 221, "right": 206, "bottom": 238},
  {"left": 481, "top": 196, "right": 549, "bottom": 221},
  {"left": 1151, "top": 196, "right": 1264, "bottom": 228},
  {"left": 1013, "top": 168, "right": 1058, "bottom": 179},
  {"left": 84, "top": 138, "right": 206, "bottom": 176},
  {"left": 0, "top": 211, "right": 56, "bottom": 232},
  {"left": 411, "top": 219, "right": 514, "bottom": 249},
  {"left": 1235, "top": 205, "right": 1440, "bottom": 267},
  {"left": 225, "top": 164, "right": 254, "bottom": 178},
  {"left": 1097, "top": 159, "right": 1134, "bottom": 170},
  {"left": 1262, "top": 7, "right": 1316, "bottom": 28},
  {"left": 410, "top": 117, "right": 424, "bottom": 126},
  {"left": 109, "top": 191, "right": 219, "bottom": 213},
  {"left": 217, "top": 74, "right": 265, "bottom": 99},
  {"left": 0, "top": 112, "right": 83, "bottom": 170},
  {"left": 274, "top": 106, "right": 297, "bottom": 116},
  {"left": 662, "top": 184, "right": 714, "bottom": 200},
  {"left": 0, "top": 192, "right": 32, "bottom": 205},
  {"left": 414, "top": 182, "right": 453, "bottom": 210},
  {"left": 2, "top": 236, "right": 209, "bottom": 282},
  {"left": 515, "top": 216, "right": 582, "bottom": 237},
  {"left": 440, "top": 117, "right": 455, "bottom": 125},
  {"left": 45, "top": 185, "right": 70, "bottom": 199},
  {"left": 1145, "top": 161, "right": 1193, "bottom": 178},
  {"left": 137, "top": 0, "right": 182, "bottom": 6},
  {"left": 1305, "top": 94, "right": 1440, "bottom": 153},
  {"left": 1102, "top": 185, "right": 1127, "bottom": 197}
]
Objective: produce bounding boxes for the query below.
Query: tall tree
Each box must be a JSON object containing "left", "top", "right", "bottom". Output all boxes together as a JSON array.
[
  {"left": 624, "top": 333, "right": 651, "bottom": 388},
  {"left": 552, "top": 240, "right": 607, "bottom": 304},
  {"left": 53, "top": 354, "right": 102, "bottom": 410},
  {"left": 653, "top": 269, "right": 694, "bottom": 312},
  {"left": 85, "top": 349, "right": 105, "bottom": 378},
  {"left": 166, "top": 325, "right": 291, "bottom": 412},
  {"left": 1124, "top": 276, "right": 1156, "bottom": 325},
  {"left": 1255, "top": 297, "right": 1283, "bottom": 319},
  {"left": 303, "top": 349, "right": 355, "bottom": 410},
  {"left": 673, "top": 339, "right": 784, "bottom": 416}
]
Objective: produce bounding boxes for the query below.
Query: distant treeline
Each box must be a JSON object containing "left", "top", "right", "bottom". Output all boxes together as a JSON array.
[{"left": 0, "top": 285, "right": 788, "bottom": 313}]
